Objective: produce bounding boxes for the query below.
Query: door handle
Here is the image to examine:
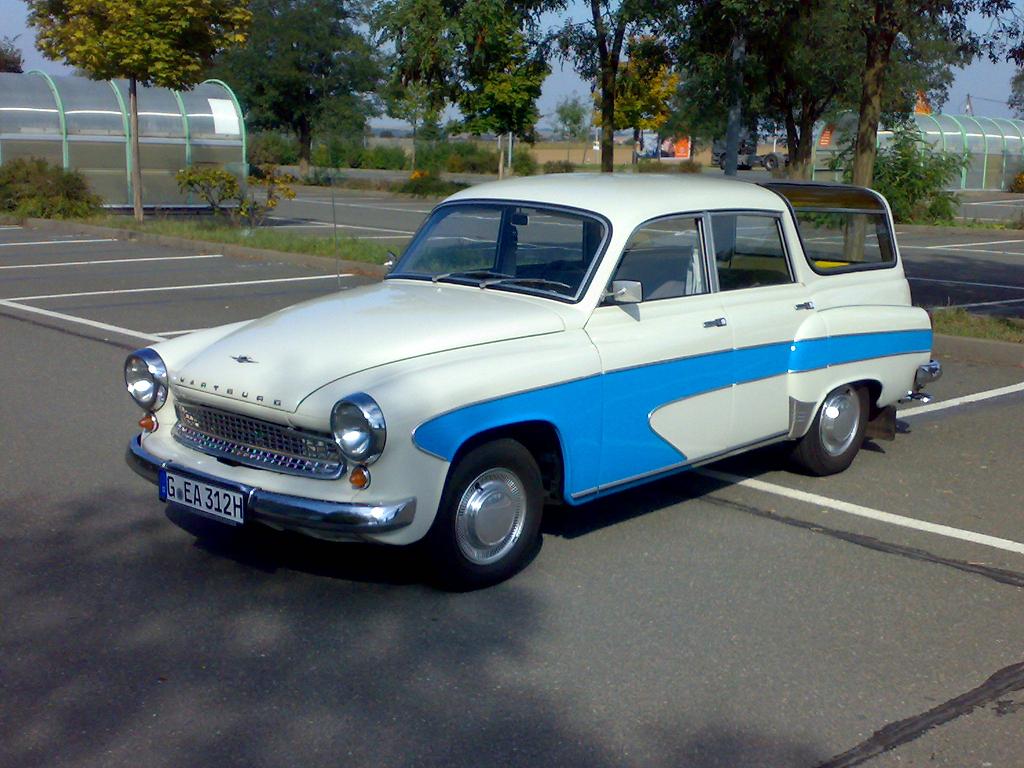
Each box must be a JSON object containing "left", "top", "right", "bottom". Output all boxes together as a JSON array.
[
  {"left": 703, "top": 317, "right": 727, "bottom": 328},
  {"left": 794, "top": 301, "right": 815, "bottom": 311}
]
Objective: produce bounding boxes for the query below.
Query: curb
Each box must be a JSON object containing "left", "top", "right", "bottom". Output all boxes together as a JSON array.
[
  {"left": 933, "top": 333, "right": 1023, "bottom": 368},
  {"left": 21, "top": 217, "right": 389, "bottom": 279}
]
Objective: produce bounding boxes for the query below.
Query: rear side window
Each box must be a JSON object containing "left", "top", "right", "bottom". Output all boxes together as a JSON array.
[
  {"left": 710, "top": 213, "right": 792, "bottom": 291},
  {"left": 763, "top": 182, "right": 897, "bottom": 273},
  {"left": 792, "top": 210, "right": 896, "bottom": 271}
]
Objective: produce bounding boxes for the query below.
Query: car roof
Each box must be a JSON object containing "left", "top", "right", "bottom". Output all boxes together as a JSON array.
[{"left": 442, "top": 173, "right": 789, "bottom": 228}]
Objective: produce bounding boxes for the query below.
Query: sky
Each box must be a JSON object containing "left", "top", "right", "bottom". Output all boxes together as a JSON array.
[{"left": 1, "top": 0, "right": 1019, "bottom": 129}]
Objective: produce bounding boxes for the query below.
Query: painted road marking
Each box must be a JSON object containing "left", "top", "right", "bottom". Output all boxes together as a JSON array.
[
  {"left": 0, "top": 254, "right": 224, "bottom": 270},
  {"left": 909, "top": 276, "right": 1024, "bottom": 290},
  {"left": 0, "top": 225, "right": 23, "bottom": 230},
  {"left": 899, "top": 381, "right": 1024, "bottom": 418},
  {"left": 939, "top": 296, "right": 1024, "bottom": 310},
  {"left": 924, "top": 238, "right": 1024, "bottom": 249},
  {"left": 961, "top": 199, "right": 1024, "bottom": 207},
  {"left": 0, "top": 238, "right": 118, "bottom": 248},
  {"left": 293, "top": 197, "right": 431, "bottom": 215},
  {"left": 156, "top": 328, "right": 206, "bottom": 337},
  {"left": 5, "top": 274, "right": 351, "bottom": 302},
  {"left": 0, "top": 299, "right": 164, "bottom": 342},
  {"left": 699, "top": 468, "right": 1024, "bottom": 556}
]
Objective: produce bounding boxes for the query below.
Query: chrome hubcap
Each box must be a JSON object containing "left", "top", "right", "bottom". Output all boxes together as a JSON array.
[
  {"left": 819, "top": 386, "right": 861, "bottom": 457},
  {"left": 455, "top": 468, "right": 526, "bottom": 565}
]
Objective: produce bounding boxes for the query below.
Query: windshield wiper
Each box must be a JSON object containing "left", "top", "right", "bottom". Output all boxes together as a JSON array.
[
  {"left": 480, "top": 277, "right": 573, "bottom": 292},
  {"left": 432, "top": 269, "right": 513, "bottom": 284}
]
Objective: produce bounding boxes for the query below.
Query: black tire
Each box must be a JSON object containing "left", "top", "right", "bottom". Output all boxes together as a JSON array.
[
  {"left": 718, "top": 156, "right": 726, "bottom": 171},
  {"left": 763, "top": 153, "right": 780, "bottom": 172},
  {"left": 424, "top": 439, "right": 543, "bottom": 590},
  {"left": 790, "top": 384, "right": 869, "bottom": 476}
]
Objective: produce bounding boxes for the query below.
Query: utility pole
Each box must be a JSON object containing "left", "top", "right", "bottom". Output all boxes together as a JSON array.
[{"left": 723, "top": 27, "right": 746, "bottom": 177}]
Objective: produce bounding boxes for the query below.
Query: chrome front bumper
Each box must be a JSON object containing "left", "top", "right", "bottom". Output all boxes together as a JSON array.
[{"left": 126, "top": 435, "right": 415, "bottom": 535}]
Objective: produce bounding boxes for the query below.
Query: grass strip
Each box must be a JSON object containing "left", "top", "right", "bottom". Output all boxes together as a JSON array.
[
  {"left": 931, "top": 307, "right": 1024, "bottom": 344},
  {"left": 88, "top": 215, "right": 393, "bottom": 265}
]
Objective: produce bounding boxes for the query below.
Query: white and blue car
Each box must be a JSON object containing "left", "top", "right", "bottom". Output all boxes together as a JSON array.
[{"left": 125, "top": 174, "right": 941, "bottom": 588}]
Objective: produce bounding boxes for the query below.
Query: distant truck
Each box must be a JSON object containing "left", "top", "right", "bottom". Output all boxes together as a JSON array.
[{"left": 712, "top": 133, "right": 788, "bottom": 172}]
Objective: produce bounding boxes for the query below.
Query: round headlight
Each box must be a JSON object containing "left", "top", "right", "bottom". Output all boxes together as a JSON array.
[
  {"left": 124, "top": 348, "right": 168, "bottom": 412},
  {"left": 330, "top": 393, "right": 386, "bottom": 464}
]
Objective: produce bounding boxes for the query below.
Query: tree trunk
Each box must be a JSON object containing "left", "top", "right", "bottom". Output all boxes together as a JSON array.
[
  {"left": 723, "top": 29, "right": 746, "bottom": 177},
  {"left": 128, "top": 77, "right": 143, "bottom": 223},
  {"left": 599, "top": 62, "right": 615, "bottom": 173},
  {"left": 497, "top": 134, "right": 504, "bottom": 179},
  {"left": 410, "top": 121, "right": 417, "bottom": 172},
  {"left": 852, "top": 31, "right": 894, "bottom": 187},
  {"left": 787, "top": 113, "right": 817, "bottom": 180},
  {"left": 632, "top": 126, "right": 640, "bottom": 165},
  {"left": 298, "top": 120, "right": 312, "bottom": 176}
]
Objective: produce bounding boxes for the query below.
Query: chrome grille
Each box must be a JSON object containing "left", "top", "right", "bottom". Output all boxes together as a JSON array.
[{"left": 173, "top": 401, "right": 344, "bottom": 479}]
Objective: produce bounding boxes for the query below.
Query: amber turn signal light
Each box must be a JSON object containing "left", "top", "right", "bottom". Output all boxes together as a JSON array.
[
  {"left": 138, "top": 413, "right": 158, "bottom": 432},
  {"left": 349, "top": 465, "right": 370, "bottom": 489}
]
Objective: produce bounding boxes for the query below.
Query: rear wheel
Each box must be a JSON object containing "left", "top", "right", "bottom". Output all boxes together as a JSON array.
[
  {"left": 790, "top": 384, "right": 868, "bottom": 476},
  {"left": 425, "top": 439, "right": 543, "bottom": 590},
  {"left": 763, "top": 153, "right": 780, "bottom": 172}
]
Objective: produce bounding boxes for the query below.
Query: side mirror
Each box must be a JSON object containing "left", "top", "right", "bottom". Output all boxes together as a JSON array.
[
  {"left": 607, "top": 280, "right": 643, "bottom": 304},
  {"left": 384, "top": 250, "right": 397, "bottom": 273}
]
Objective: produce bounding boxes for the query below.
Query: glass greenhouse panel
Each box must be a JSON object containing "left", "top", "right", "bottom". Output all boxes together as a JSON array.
[{"left": 0, "top": 72, "right": 61, "bottom": 137}]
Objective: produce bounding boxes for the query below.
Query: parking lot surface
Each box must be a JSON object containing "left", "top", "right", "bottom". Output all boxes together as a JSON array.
[{"left": 1, "top": 218, "right": 1022, "bottom": 768}]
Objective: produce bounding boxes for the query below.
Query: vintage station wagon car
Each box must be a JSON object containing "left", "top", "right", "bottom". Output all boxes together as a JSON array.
[{"left": 125, "top": 174, "right": 941, "bottom": 588}]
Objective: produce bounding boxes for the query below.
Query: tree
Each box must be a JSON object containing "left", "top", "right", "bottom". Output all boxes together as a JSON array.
[
  {"left": 0, "top": 36, "right": 23, "bottom": 73},
  {"left": 609, "top": 36, "right": 679, "bottom": 162},
  {"left": 554, "top": 94, "right": 590, "bottom": 161},
  {"left": 1011, "top": 69, "right": 1024, "bottom": 118},
  {"left": 847, "top": 0, "right": 1015, "bottom": 187},
  {"left": 27, "top": 0, "right": 250, "bottom": 221},
  {"left": 214, "top": 0, "right": 381, "bottom": 174},
  {"left": 375, "top": 0, "right": 553, "bottom": 172},
  {"left": 384, "top": 81, "right": 437, "bottom": 171},
  {"left": 557, "top": 1, "right": 664, "bottom": 172}
]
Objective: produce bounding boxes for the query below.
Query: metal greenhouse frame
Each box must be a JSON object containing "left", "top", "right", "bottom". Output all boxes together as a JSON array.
[
  {"left": 0, "top": 72, "right": 246, "bottom": 206},
  {"left": 811, "top": 112, "right": 1024, "bottom": 191}
]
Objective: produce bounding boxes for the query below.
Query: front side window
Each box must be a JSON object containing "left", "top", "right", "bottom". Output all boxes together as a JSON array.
[
  {"left": 390, "top": 203, "right": 607, "bottom": 301},
  {"left": 612, "top": 216, "right": 707, "bottom": 301},
  {"left": 710, "top": 213, "right": 792, "bottom": 291}
]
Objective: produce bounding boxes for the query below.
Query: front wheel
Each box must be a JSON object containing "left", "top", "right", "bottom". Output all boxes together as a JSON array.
[
  {"left": 790, "top": 384, "right": 868, "bottom": 476},
  {"left": 424, "top": 439, "right": 543, "bottom": 590}
]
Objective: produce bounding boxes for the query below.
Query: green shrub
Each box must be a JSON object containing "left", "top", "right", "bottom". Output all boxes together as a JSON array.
[
  {"left": 175, "top": 167, "right": 240, "bottom": 215},
  {"left": 417, "top": 141, "right": 499, "bottom": 174},
  {"left": 676, "top": 159, "right": 703, "bottom": 174},
  {"left": 637, "top": 159, "right": 703, "bottom": 174},
  {"left": 363, "top": 145, "right": 407, "bottom": 170},
  {"left": 397, "top": 170, "right": 465, "bottom": 197},
  {"left": 543, "top": 160, "right": 576, "bottom": 174},
  {"left": 0, "top": 157, "right": 101, "bottom": 218},
  {"left": 512, "top": 147, "right": 538, "bottom": 176},
  {"left": 302, "top": 168, "right": 335, "bottom": 186},
  {"left": 249, "top": 133, "right": 300, "bottom": 166},
  {"left": 832, "top": 124, "right": 966, "bottom": 223}
]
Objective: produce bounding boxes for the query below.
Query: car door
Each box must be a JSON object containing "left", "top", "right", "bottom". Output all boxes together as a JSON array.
[
  {"left": 708, "top": 211, "right": 817, "bottom": 447},
  {"left": 583, "top": 213, "right": 733, "bottom": 496}
]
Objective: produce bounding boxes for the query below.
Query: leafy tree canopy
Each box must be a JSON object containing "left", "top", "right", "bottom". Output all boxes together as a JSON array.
[
  {"left": 213, "top": 0, "right": 381, "bottom": 167},
  {"left": 27, "top": 0, "right": 250, "bottom": 87},
  {"left": 1, "top": 35, "right": 23, "bottom": 73}
]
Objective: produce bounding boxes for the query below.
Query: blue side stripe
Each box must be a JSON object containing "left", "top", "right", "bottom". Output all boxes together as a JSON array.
[{"left": 413, "top": 329, "right": 932, "bottom": 499}]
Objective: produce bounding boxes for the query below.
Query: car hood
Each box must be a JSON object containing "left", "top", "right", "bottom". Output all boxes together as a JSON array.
[{"left": 171, "top": 280, "right": 566, "bottom": 413}]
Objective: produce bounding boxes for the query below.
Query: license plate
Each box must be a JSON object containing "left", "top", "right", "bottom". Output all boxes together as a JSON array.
[{"left": 160, "top": 469, "right": 245, "bottom": 525}]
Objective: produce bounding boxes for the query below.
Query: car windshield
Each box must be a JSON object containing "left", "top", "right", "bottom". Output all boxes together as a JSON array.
[{"left": 388, "top": 203, "right": 608, "bottom": 300}]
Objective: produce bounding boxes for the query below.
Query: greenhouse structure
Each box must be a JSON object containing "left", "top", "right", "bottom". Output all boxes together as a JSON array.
[
  {"left": 0, "top": 72, "right": 246, "bottom": 206},
  {"left": 813, "top": 112, "right": 1024, "bottom": 191}
]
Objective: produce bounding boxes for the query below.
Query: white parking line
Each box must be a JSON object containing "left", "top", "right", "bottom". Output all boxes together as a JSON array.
[
  {"left": 940, "top": 296, "right": 1024, "bottom": 310},
  {"left": 699, "top": 468, "right": 1024, "bottom": 555},
  {"left": 0, "top": 238, "right": 117, "bottom": 248},
  {"left": 0, "top": 254, "right": 223, "bottom": 270},
  {"left": 908, "top": 276, "right": 1024, "bottom": 291},
  {"left": 899, "top": 381, "right": 1024, "bottom": 418},
  {"left": 0, "top": 225, "right": 23, "bottom": 230},
  {"left": 293, "top": 197, "right": 431, "bottom": 215},
  {"left": 156, "top": 328, "right": 205, "bottom": 337},
  {"left": 924, "top": 238, "right": 1024, "bottom": 249},
  {"left": 0, "top": 299, "right": 163, "bottom": 342},
  {"left": 5, "top": 274, "right": 350, "bottom": 302},
  {"left": 961, "top": 199, "right": 1024, "bottom": 207}
]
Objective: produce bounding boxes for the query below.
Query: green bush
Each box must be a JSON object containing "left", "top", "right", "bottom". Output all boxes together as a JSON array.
[
  {"left": 676, "top": 159, "right": 703, "bottom": 174},
  {"left": 418, "top": 141, "right": 499, "bottom": 174},
  {"left": 0, "top": 157, "right": 101, "bottom": 218},
  {"left": 512, "top": 147, "right": 538, "bottom": 176},
  {"left": 543, "top": 160, "right": 576, "bottom": 174},
  {"left": 832, "top": 124, "right": 966, "bottom": 223},
  {"left": 249, "top": 133, "right": 300, "bottom": 166},
  {"left": 637, "top": 159, "right": 703, "bottom": 174},
  {"left": 363, "top": 145, "right": 407, "bottom": 170},
  {"left": 397, "top": 170, "right": 466, "bottom": 197},
  {"left": 175, "top": 167, "right": 240, "bottom": 214}
]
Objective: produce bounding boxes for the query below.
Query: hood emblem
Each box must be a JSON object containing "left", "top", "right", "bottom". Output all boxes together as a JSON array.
[{"left": 231, "top": 355, "right": 259, "bottom": 364}]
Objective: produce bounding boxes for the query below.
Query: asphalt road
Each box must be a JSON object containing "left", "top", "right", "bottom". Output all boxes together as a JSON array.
[
  {"left": 267, "top": 187, "right": 1024, "bottom": 319},
  {"left": 0, "top": 222, "right": 1022, "bottom": 768}
]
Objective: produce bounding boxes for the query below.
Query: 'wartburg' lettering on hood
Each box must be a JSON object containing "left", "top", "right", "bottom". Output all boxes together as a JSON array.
[{"left": 172, "top": 281, "right": 566, "bottom": 412}]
